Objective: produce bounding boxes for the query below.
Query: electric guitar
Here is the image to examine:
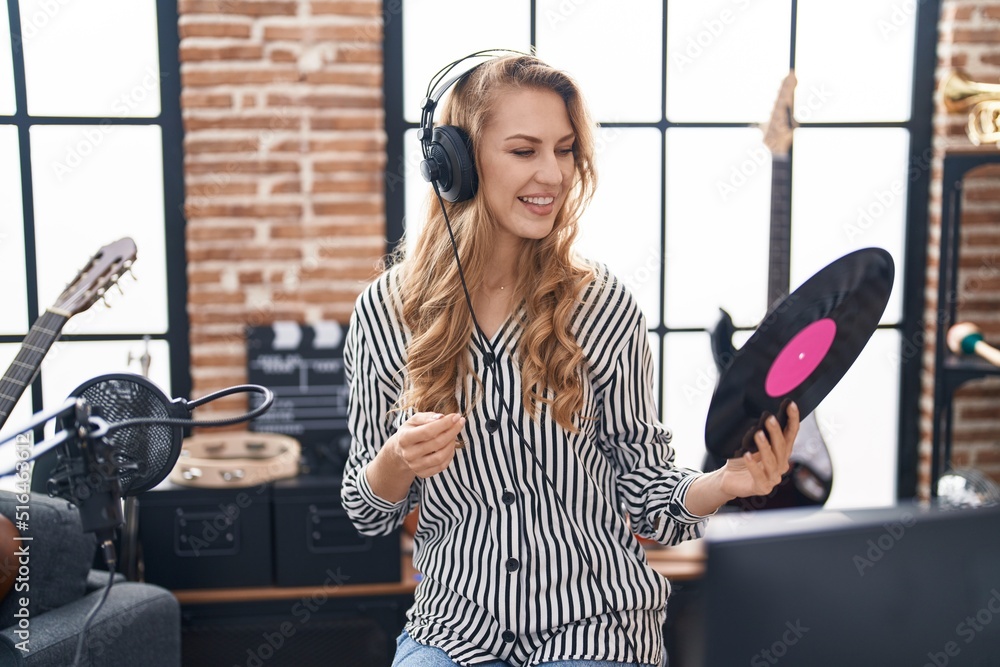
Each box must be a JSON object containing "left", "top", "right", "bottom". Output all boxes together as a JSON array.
[
  {"left": 705, "top": 72, "right": 834, "bottom": 509},
  {"left": 0, "top": 238, "right": 138, "bottom": 430}
]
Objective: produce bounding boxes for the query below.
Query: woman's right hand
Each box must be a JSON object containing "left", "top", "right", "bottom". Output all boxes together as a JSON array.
[{"left": 390, "top": 412, "right": 466, "bottom": 479}]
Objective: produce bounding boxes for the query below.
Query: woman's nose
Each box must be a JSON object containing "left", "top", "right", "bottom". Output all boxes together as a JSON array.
[{"left": 535, "top": 152, "right": 564, "bottom": 185}]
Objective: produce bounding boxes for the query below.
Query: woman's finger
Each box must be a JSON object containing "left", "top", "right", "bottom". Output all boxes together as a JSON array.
[
  {"left": 742, "top": 449, "right": 771, "bottom": 493},
  {"left": 762, "top": 415, "right": 791, "bottom": 475},
  {"left": 413, "top": 441, "right": 457, "bottom": 478},
  {"left": 756, "top": 422, "right": 781, "bottom": 472},
  {"left": 417, "top": 413, "right": 465, "bottom": 440},
  {"left": 400, "top": 414, "right": 465, "bottom": 474},
  {"left": 753, "top": 430, "right": 785, "bottom": 489},
  {"left": 782, "top": 402, "right": 801, "bottom": 459}
]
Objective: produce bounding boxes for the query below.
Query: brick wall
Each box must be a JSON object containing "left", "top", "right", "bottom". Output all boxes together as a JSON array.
[
  {"left": 922, "top": 0, "right": 1000, "bottom": 495},
  {"left": 178, "top": 0, "right": 386, "bottom": 417}
]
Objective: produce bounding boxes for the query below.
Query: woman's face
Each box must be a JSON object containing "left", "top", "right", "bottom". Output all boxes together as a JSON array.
[{"left": 477, "top": 87, "right": 576, "bottom": 247}]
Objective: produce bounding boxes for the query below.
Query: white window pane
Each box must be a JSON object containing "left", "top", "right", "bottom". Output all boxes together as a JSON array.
[
  {"left": 0, "top": 126, "right": 27, "bottom": 334},
  {"left": 30, "top": 125, "right": 167, "bottom": 333},
  {"left": 666, "top": 1, "right": 791, "bottom": 122},
  {"left": 796, "top": 0, "right": 915, "bottom": 123},
  {"left": 403, "top": 128, "right": 431, "bottom": 255},
  {"left": 537, "top": 0, "right": 662, "bottom": 122},
  {"left": 662, "top": 329, "right": 752, "bottom": 473},
  {"left": 819, "top": 329, "right": 899, "bottom": 509},
  {"left": 662, "top": 331, "right": 716, "bottom": 472},
  {"left": 403, "top": 1, "right": 530, "bottom": 123},
  {"left": 577, "top": 128, "right": 662, "bottom": 322},
  {"left": 649, "top": 332, "right": 661, "bottom": 415},
  {"left": 20, "top": 0, "right": 160, "bottom": 117},
  {"left": 0, "top": 6, "right": 15, "bottom": 115},
  {"left": 665, "top": 128, "right": 770, "bottom": 329},
  {"left": 40, "top": 339, "right": 173, "bottom": 417},
  {"left": 790, "top": 128, "right": 909, "bottom": 325}
]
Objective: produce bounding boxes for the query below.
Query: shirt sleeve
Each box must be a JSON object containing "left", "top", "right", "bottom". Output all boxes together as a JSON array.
[
  {"left": 339, "top": 301, "right": 421, "bottom": 536},
  {"left": 596, "top": 306, "right": 713, "bottom": 547}
]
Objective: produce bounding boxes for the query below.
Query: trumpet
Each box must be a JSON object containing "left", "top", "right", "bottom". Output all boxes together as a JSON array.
[{"left": 940, "top": 69, "right": 1000, "bottom": 145}]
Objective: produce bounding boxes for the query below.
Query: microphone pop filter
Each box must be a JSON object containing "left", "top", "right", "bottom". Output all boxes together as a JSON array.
[{"left": 63, "top": 373, "right": 185, "bottom": 495}]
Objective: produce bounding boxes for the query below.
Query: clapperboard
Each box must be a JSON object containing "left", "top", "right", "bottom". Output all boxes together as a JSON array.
[{"left": 246, "top": 322, "right": 352, "bottom": 475}]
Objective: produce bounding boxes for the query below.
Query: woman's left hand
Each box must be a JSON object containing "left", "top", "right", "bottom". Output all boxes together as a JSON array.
[{"left": 719, "top": 401, "right": 800, "bottom": 499}]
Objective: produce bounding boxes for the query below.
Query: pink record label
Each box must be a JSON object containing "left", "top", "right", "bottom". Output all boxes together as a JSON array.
[{"left": 764, "top": 318, "right": 837, "bottom": 397}]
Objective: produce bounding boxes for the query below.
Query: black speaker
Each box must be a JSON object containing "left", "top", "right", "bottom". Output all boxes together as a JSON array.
[
  {"left": 272, "top": 476, "right": 401, "bottom": 587},
  {"left": 180, "top": 597, "right": 405, "bottom": 667},
  {"left": 138, "top": 480, "right": 274, "bottom": 589}
]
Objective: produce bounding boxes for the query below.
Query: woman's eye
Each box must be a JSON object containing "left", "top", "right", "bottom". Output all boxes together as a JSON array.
[
  {"left": 558, "top": 147, "right": 575, "bottom": 156},
  {"left": 512, "top": 149, "right": 534, "bottom": 157}
]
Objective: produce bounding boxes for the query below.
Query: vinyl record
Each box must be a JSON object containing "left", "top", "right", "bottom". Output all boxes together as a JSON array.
[{"left": 705, "top": 247, "right": 894, "bottom": 459}]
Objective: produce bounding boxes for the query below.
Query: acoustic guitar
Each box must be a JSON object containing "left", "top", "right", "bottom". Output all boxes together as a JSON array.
[
  {"left": 0, "top": 238, "right": 138, "bottom": 431},
  {"left": 705, "top": 72, "right": 834, "bottom": 509}
]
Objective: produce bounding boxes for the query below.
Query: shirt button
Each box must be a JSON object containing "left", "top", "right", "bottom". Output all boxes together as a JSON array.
[
  {"left": 502, "top": 630, "right": 516, "bottom": 643},
  {"left": 505, "top": 557, "right": 520, "bottom": 573},
  {"left": 501, "top": 491, "right": 516, "bottom": 505},
  {"left": 486, "top": 419, "right": 499, "bottom": 433},
  {"left": 484, "top": 352, "right": 495, "bottom": 366}
]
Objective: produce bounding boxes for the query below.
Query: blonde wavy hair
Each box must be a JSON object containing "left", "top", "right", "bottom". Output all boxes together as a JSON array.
[{"left": 395, "top": 54, "right": 598, "bottom": 432}]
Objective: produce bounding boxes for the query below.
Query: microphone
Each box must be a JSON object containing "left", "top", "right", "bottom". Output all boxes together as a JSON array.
[
  {"left": 47, "top": 374, "right": 188, "bottom": 541},
  {"left": 0, "top": 374, "right": 273, "bottom": 541},
  {"left": 947, "top": 321, "right": 1000, "bottom": 367}
]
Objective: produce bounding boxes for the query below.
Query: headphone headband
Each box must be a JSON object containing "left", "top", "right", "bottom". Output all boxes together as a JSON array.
[{"left": 423, "top": 48, "right": 532, "bottom": 109}]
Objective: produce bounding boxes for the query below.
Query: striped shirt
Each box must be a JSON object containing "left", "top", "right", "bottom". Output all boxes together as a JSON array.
[{"left": 341, "top": 260, "right": 710, "bottom": 667}]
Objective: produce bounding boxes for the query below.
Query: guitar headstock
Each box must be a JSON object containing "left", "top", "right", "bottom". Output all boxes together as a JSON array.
[
  {"left": 762, "top": 70, "right": 798, "bottom": 157},
  {"left": 52, "top": 237, "right": 138, "bottom": 315}
]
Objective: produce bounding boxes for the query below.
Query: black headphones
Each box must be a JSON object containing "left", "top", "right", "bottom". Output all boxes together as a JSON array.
[{"left": 418, "top": 49, "right": 531, "bottom": 203}]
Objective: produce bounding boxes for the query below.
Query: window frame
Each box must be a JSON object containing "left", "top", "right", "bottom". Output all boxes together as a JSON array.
[
  {"left": 382, "top": 0, "right": 939, "bottom": 499},
  {"left": 0, "top": 0, "right": 190, "bottom": 426}
]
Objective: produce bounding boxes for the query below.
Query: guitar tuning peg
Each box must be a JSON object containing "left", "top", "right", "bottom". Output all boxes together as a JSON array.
[
  {"left": 127, "top": 268, "right": 137, "bottom": 281},
  {"left": 115, "top": 280, "right": 124, "bottom": 295},
  {"left": 101, "top": 296, "right": 111, "bottom": 308}
]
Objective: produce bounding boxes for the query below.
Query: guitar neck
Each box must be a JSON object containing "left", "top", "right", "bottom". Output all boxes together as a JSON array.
[
  {"left": 767, "top": 155, "right": 792, "bottom": 307},
  {"left": 0, "top": 310, "right": 69, "bottom": 428}
]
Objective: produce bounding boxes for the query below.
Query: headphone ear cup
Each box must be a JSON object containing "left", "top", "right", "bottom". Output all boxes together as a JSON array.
[{"left": 431, "top": 125, "right": 478, "bottom": 203}]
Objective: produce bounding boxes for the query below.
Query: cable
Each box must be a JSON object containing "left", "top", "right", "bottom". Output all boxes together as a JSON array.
[
  {"left": 432, "top": 181, "right": 645, "bottom": 665},
  {"left": 72, "top": 540, "right": 117, "bottom": 667},
  {"left": 102, "top": 384, "right": 274, "bottom": 433}
]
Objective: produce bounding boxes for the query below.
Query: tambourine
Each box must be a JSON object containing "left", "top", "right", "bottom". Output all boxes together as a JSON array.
[{"left": 169, "top": 432, "right": 301, "bottom": 488}]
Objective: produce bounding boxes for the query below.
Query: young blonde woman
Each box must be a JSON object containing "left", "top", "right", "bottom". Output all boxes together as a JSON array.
[{"left": 341, "top": 53, "right": 799, "bottom": 667}]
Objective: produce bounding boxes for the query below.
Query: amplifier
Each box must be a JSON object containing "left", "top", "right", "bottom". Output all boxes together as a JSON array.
[
  {"left": 272, "top": 476, "right": 401, "bottom": 587},
  {"left": 138, "top": 480, "right": 273, "bottom": 589}
]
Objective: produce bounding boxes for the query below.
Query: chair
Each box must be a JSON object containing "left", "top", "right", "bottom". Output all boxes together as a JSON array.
[{"left": 0, "top": 491, "right": 180, "bottom": 666}]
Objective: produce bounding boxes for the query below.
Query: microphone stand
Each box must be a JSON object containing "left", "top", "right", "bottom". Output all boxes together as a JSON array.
[
  {"left": 0, "top": 398, "right": 77, "bottom": 474},
  {"left": 122, "top": 336, "right": 152, "bottom": 581},
  {"left": 47, "top": 398, "right": 125, "bottom": 543},
  {"left": 55, "top": 399, "right": 123, "bottom": 667}
]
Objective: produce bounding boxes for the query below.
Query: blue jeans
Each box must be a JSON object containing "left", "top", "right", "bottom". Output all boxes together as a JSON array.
[{"left": 391, "top": 631, "right": 663, "bottom": 667}]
